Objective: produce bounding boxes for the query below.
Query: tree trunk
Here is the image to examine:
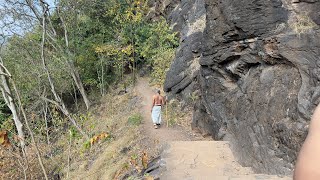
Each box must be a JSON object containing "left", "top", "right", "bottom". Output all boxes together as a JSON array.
[
  {"left": 43, "top": 102, "right": 50, "bottom": 145},
  {"left": 68, "top": 61, "right": 91, "bottom": 109},
  {"left": 57, "top": 6, "right": 91, "bottom": 110},
  {"left": 39, "top": 4, "right": 88, "bottom": 138},
  {"left": 28, "top": 1, "right": 92, "bottom": 110},
  {"left": 100, "top": 56, "right": 105, "bottom": 96},
  {"left": 0, "top": 63, "right": 25, "bottom": 149},
  {"left": 71, "top": 82, "right": 78, "bottom": 110},
  {"left": 66, "top": 131, "right": 72, "bottom": 179},
  {"left": 11, "top": 79, "right": 49, "bottom": 180}
]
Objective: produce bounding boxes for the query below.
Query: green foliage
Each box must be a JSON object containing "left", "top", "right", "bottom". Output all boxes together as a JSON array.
[
  {"left": 0, "top": 99, "right": 10, "bottom": 127},
  {"left": 0, "top": 0, "right": 179, "bottom": 159},
  {"left": 0, "top": 0, "right": 181, "bottom": 179},
  {"left": 135, "top": 18, "right": 179, "bottom": 62},
  {"left": 150, "top": 48, "right": 176, "bottom": 85},
  {"left": 187, "top": 91, "right": 200, "bottom": 104},
  {"left": 69, "top": 126, "right": 81, "bottom": 140},
  {"left": 127, "top": 113, "right": 143, "bottom": 126},
  {"left": 0, "top": 115, "right": 14, "bottom": 133},
  {"left": 83, "top": 140, "right": 91, "bottom": 150},
  {"left": 2, "top": 0, "right": 178, "bottom": 100}
]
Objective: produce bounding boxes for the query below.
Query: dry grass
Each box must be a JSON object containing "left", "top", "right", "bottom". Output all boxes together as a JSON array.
[
  {"left": 1, "top": 79, "right": 198, "bottom": 180},
  {"left": 166, "top": 100, "right": 193, "bottom": 129},
  {"left": 64, "top": 89, "right": 145, "bottom": 180},
  {"left": 8, "top": 86, "right": 147, "bottom": 179},
  {"left": 0, "top": 82, "right": 148, "bottom": 180},
  {"left": 290, "top": 13, "right": 317, "bottom": 36}
]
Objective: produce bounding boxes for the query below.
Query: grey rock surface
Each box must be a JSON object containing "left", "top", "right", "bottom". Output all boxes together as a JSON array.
[{"left": 162, "top": 0, "right": 320, "bottom": 175}]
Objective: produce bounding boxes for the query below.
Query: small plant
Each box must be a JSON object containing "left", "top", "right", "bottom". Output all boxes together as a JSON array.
[
  {"left": 188, "top": 91, "right": 200, "bottom": 103},
  {"left": 69, "top": 126, "right": 81, "bottom": 140},
  {"left": 83, "top": 140, "right": 91, "bottom": 150},
  {"left": 290, "top": 13, "right": 317, "bottom": 36},
  {"left": 78, "top": 112, "right": 92, "bottom": 125},
  {"left": 127, "top": 113, "right": 143, "bottom": 126}
]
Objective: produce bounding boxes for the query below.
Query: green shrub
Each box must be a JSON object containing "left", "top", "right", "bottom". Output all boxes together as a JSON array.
[
  {"left": 150, "top": 48, "right": 176, "bottom": 86},
  {"left": 83, "top": 140, "right": 91, "bottom": 150},
  {"left": 127, "top": 113, "right": 143, "bottom": 126}
]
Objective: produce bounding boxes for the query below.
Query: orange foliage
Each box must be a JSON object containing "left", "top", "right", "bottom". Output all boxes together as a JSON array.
[
  {"left": 0, "top": 131, "right": 11, "bottom": 147},
  {"left": 90, "top": 132, "right": 109, "bottom": 146}
]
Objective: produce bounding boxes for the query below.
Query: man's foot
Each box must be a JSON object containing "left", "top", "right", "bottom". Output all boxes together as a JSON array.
[
  {"left": 154, "top": 124, "right": 158, "bottom": 129},
  {"left": 156, "top": 123, "right": 161, "bottom": 127}
]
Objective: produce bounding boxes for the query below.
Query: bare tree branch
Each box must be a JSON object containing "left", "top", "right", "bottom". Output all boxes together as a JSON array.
[{"left": 39, "top": 1, "right": 88, "bottom": 138}]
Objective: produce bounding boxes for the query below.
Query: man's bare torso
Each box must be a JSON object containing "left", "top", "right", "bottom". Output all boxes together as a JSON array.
[{"left": 153, "top": 94, "right": 164, "bottom": 106}]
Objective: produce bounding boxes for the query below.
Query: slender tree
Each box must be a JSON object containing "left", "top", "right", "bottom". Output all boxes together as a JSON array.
[
  {"left": 0, "top": 41, "right": 25, "bottom": 151},
  {"left": 0, "top": 41, "right": 48, "bottom": 180},
  {"left": 38, "top": 1, "right": 88, "bottom": 138},
  {"left": 25, "top": 0, "right": 91, "bottom": 110}
]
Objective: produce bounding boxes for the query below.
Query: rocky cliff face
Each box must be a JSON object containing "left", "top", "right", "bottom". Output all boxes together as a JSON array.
[{"left": 160, "top": 0, "right": 320, "bottom": 175}]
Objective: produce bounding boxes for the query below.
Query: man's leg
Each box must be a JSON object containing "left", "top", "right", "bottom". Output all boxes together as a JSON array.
[
  {"left": 151, "top": 107, "right": 156, "bottom": 124},
  {"left": 152, "top": 106, "right": 160, "bottom": 129},
  {"left": 157, "top": 108, "right": 162, "bottom": 126},
  {"left": 152, "top": 106, "right": 161, "bottom": 129}
]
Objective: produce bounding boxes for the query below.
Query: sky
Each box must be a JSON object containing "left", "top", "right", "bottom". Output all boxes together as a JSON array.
[
  {"left": 0, "top": 0, "right": 56, "bottom": 39},
  {"left": 47, "top": 0, "right": 55, "bottom": 8}
]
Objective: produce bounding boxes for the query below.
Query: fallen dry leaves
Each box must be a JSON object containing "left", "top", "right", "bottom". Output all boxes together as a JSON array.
[
  {"left": 90, "top": 132, "right": 109, "bottom": 146},
  {"left": 0, "top": 131, "right": 11, "bottom": 147}
]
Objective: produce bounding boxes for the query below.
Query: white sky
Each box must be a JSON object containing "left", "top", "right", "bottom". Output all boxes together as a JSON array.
[{"left": 0, "top": 0, "right": 56, "bottom": 39}]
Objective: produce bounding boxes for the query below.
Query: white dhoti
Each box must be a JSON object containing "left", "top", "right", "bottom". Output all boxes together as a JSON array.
[{"left": 151, "top": 106, "right": 162, "bottom": 124}]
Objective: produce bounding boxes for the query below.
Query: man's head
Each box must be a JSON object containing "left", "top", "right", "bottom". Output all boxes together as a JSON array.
[{"left": 157, "top": 89, "right": 161, "bottom": 94}]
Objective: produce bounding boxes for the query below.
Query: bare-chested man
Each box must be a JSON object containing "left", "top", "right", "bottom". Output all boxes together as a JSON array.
[
  {"left": 151, "top": 90, "right": 165, "bottom": 129},
  {"left": 294, "top": 104, "right": 320, "bottom": 179}
]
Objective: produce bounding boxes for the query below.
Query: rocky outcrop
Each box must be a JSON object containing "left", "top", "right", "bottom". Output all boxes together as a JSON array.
[{"left": 163, "top": 0, "right": 320, "bottom": 175}]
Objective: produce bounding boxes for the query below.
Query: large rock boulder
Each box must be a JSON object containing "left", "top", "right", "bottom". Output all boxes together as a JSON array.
[{"left": 163, "top": 0, "right": 320, "bottom": 175}]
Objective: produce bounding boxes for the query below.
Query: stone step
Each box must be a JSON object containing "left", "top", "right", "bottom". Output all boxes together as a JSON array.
[
  {"left": 160, "top": 141, "right": 292, "bottom": 180},
  {"left": 169, "top": 175, "right": 291, "bottom": 180}
]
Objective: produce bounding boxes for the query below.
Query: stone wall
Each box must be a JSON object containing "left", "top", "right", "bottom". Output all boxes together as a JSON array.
[{"left": 162, "top": 0, "right": 320, "bottom": 175}]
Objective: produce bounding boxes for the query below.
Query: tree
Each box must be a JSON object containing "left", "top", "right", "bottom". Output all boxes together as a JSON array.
[
  {"left": 0, "top": 51, "right": 25, "bottom": 150},
  {"left": 38, "top": 1, "right": 88, "bottom": 138},
  {"left": 23, "top": 0, "right": 92, "bottom": 110},
  {"left": 0, "top": 39, "right": 48, "bottom": 180}
]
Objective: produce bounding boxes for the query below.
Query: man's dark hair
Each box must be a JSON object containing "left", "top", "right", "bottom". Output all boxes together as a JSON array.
[{"left": 157, "top": 90, "right": 161, "bottom": 94}]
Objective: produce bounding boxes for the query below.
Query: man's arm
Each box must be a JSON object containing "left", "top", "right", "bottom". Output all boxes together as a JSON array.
[
  {"left": 151, "top": 96, "right": 155, "bottom": 112},
  {"left": 162, "top": 96, "right": 166, "bottom": 106},
  {"left": 294, "top": 104, "right": 320, "bottom": 180}
]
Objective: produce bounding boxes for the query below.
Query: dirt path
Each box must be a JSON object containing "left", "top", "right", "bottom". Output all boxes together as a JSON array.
[
  {"left": 135, "top": 78, "right": 193, "bottom": 143},
  {"left": 135, "top": 78, "right": 291, "bottom": 180}
]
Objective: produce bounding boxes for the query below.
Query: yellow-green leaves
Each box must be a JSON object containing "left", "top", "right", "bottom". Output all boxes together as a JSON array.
[
  {"left": 150, "top": 48, "right": 176, "bottom": 86},
  {"left": 95, "top": 44, "right": 133, "bottom": 56}
]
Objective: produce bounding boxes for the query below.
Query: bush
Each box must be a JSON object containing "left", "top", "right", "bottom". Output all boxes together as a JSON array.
[
  {"left": 150, "top": 48, "right": 176, "bottom": 86},
  {"left": 127, "top": 113, "right": 143, "bottom": 126},
  {"left": 290, "top": 13, "right": 317, "bottom": 35}
]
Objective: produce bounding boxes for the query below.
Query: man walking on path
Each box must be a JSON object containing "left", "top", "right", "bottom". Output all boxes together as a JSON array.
[{"left": 151, "top": 90, "right": 165, "bottom": 129}]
